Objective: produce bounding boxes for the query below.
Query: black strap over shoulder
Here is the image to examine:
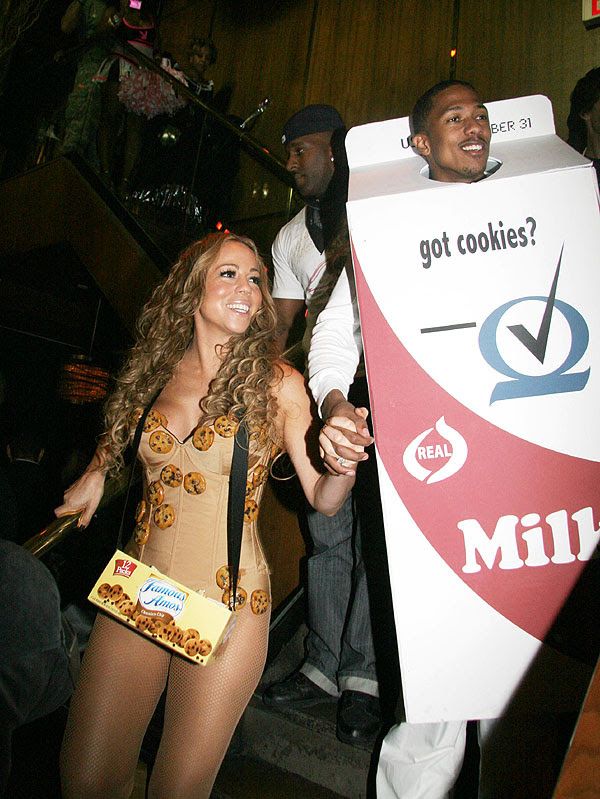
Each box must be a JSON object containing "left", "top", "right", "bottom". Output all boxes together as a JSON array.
[
  {"left": 227, "top": 422, "right": 249, "bottom": 610},
  {"left": 116, "top": 394, "right": 161, "bottom": 551}
]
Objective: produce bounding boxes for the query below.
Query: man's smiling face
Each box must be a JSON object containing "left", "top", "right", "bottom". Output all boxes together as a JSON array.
[{"left": 413, "top": 85, "right": 491, "bottom": 183}]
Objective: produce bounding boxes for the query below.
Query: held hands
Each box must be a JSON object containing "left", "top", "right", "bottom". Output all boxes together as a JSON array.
[
  {"left": 54, "top": 468, "right": 106, "bottom": 528},
  {"left": 319, "top": 397, "right": 373, "bottom": 476}
]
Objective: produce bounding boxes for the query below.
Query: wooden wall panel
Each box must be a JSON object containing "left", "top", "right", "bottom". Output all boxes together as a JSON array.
[
  {"left": 457, "top": 0, "right": 600, "bottom": 141},
  {"left": 156, "top": 1, "right": 600, "bottom": 162},
  {"left": 159, "top": 0, "right": 456, "bottom": 137},
  {"left": 158, "top": 2, "right": 308, "bottom": 228},
  {"left": 210, "top": 0, "right": 316, "bottom": 153},
  {"left": 206, "top": 2, "right": 317, "bottom": 223},
  {"left": 306, "top": 0, "right": 455, "bottom": 126},
  {"left": 159, "top": 0, "right": 457, "bottom": 223}
]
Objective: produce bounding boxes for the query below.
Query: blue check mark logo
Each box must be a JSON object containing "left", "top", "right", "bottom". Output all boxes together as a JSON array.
[
  {"left": 479, "top": 245, "right": 590, "bottom": 403},
  {"left": 507, "top": 245, "right": 562, "bottom": 364}
]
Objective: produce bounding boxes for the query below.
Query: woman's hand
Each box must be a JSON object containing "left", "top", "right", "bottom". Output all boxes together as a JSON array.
[
  {"left": 54, "top": 468, "right": 106, "bottom": 528},
  {"left": 318, "top": 423, "right": 363, "bottom": 476},
  {"left": 319, "top": 401, "right": 372, "bottom": 475}
]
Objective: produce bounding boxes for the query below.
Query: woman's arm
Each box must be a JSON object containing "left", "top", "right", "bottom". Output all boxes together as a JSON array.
[
  {"left": 277, "top": 365, "right": 357, "bottom": 516},
  {"left": 54, "top": 447, "right": 108, "bottom": 527}
]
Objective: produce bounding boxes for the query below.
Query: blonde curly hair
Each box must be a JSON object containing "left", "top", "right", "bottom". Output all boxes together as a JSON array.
[{"left": 102, "top": 232, "right": 281, "bottom": 474}]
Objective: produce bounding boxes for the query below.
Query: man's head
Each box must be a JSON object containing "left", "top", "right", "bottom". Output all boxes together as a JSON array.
[
  {"left": 567, "top": 68, "right": 600, "bottom": 153},
  {"left": 282, "top": 104, "right": 345, "bottom": 199},
  {"left": 410, "top": 80, "right": 491, "bottom": 184}
]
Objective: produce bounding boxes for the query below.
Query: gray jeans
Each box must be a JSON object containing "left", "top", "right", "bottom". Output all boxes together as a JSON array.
[{"left": 301, "top": 493, "right": 378, "bottom": 697}]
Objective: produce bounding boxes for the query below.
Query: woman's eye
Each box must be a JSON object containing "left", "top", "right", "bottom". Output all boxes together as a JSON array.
[
  {"left": 250, "top": 276, "right": 261, "bottom": 285},
  {"left": 220, "top": 269, "right": 236, "bottom": 278}
]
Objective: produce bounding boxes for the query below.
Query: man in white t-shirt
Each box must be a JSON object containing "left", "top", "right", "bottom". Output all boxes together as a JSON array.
[{"left": 263, "top": 104, "right": 384, "bottom": 748}]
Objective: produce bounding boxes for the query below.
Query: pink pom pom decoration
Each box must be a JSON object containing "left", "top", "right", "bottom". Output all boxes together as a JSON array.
[{"left": 118, "top": 64, "right": 188, "bottom": 119}]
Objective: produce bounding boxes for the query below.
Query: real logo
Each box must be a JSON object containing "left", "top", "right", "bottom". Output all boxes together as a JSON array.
[{"left": 403, "top": 417, "right": 467, "bottom": 484}]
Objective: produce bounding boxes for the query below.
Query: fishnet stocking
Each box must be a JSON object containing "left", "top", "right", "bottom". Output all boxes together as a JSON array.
[
  {"left": 60, "top": 614, "right": 170, "bottom": 799},
  {"left": 61, "top": 605, "right": 270, "bottom": 799},
  {"left": 149, "top": 604, "right": 270, "bottom": 798}
]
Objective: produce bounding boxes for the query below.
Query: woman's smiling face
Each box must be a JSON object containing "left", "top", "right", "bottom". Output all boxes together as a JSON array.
[{"left": 195, "top": 240, "right": 263, "bottom": 339}]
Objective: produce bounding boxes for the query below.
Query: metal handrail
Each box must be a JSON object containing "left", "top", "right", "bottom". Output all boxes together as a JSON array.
[
  {"left": 23, "top": 470, "right": 135, "bottom": 558},
  {"left": 56, "top": 33, "right": 293, "bottom": 188},
  {"left": 118, "top": 40, "right": 293, "bottom": 190},
  {"left": 119, "top": 40, "right": 290, "bottom": 180}
]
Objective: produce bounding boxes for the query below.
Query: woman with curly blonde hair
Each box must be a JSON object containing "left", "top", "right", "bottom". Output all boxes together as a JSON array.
[
  {"left": 101, "top": 231, "right": 282, "bottom": 474},
  {"left": 56, "top": 232, "right": 357, "bottom": 799}
]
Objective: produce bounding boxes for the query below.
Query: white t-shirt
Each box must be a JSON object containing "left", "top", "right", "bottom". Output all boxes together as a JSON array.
[
  {"left": 271, "top": 207, "right": 327, "bottom": 353},
  {"left": 272, "top": 207, "right": 364, "bottom": 412}
]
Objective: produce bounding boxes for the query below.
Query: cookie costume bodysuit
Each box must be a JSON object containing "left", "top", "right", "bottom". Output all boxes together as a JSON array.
[
  {"left": 128, "top": 408, "right": 272, "bottom": 609},
  {"left": 61, "top": 411, "right": 276, "bottom": 799}
]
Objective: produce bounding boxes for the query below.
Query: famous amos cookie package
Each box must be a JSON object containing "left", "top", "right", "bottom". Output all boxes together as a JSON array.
[{"left": 89, "top": 551, "right": 235, "bottom": 665}]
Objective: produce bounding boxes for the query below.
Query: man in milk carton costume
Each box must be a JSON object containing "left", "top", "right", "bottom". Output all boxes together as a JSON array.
[{"left": 309, "top": 79, "right": 599, "bottom": 797}]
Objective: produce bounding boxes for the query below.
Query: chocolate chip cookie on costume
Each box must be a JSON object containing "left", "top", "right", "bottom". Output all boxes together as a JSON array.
[{"left": 126, "top": 410, "right": 273, "bottom": 610}]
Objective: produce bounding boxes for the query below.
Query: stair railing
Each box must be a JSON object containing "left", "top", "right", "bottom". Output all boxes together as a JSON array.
[{"left": 23, "top": 470, "right": 133, "bottom": 558}]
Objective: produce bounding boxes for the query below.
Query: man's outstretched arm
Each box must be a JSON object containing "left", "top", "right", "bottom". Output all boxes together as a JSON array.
[{"left": 308, "top": 267, "right": 372, "bottom": 474}]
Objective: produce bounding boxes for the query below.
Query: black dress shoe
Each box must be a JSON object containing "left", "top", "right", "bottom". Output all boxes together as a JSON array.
[
  {"left": 336, "top": 690, "right": 381, "bottom": 748},
  {"left": 262, "top": 671, "right": 334, "bottom": 708}
]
